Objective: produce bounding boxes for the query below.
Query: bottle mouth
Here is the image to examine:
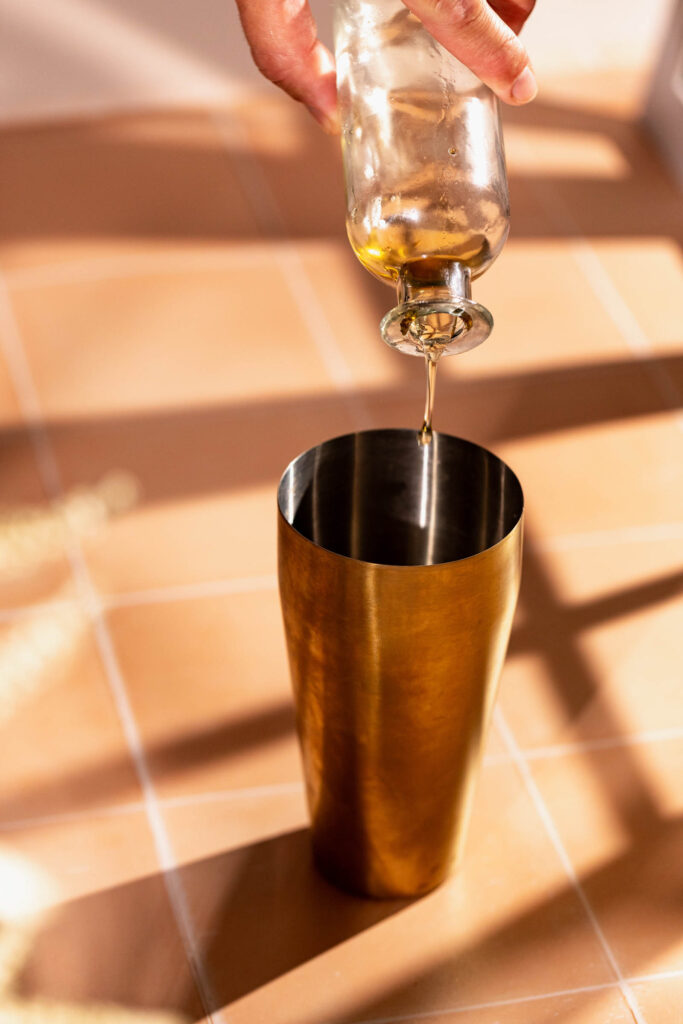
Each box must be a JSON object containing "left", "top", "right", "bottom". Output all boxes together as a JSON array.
[{"left": 380, "top": 298, "right": 493, "bottom": 357}]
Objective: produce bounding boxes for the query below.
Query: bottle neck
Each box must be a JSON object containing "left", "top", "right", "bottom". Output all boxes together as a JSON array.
[
  {"left": 382, "top": 259, "right": 492, "bottom": 357},
  {"left": 397, "top": 260, "right": 472, "bottom": 306}
]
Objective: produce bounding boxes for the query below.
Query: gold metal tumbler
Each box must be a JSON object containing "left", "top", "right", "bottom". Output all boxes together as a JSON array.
[{"left": 278, "top": 429, "right": 523, "bottom": 899}]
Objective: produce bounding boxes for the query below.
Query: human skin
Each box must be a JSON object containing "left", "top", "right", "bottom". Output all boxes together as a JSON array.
[{"left": 234, "top": 0, "right": 537, "bottom": 132}]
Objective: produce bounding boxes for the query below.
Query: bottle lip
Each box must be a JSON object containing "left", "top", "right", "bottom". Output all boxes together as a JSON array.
[{"left": 380, "top": 298, "right": 493, "bottom": 357}]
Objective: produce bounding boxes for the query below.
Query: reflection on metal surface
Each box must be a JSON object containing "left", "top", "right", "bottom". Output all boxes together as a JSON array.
[{"left": 278, "top": 429, "right": 523, "bottom": 898}]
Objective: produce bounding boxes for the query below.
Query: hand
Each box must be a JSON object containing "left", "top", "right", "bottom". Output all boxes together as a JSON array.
[{"left": 234, "top": 0, "right": 537, "bottom": 134}]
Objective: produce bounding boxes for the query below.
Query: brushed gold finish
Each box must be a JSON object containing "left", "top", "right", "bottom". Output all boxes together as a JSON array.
[{"left": 278, "top": 430, "right": 523, "bottom": 899}]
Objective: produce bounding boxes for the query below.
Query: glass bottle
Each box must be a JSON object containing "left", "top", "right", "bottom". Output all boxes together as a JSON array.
[{"left": 335, "top": 0, "right": 509, "bottom": 357}]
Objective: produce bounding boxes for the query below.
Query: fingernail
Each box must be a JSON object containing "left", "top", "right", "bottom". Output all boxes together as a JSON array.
[{"left": 511, "top": 66, "right": 538, "bottom": 103}]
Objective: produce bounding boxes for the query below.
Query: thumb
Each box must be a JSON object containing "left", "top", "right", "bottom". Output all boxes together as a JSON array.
[{"left": 402, "top": 0, "right": 537, "bottom": 104}]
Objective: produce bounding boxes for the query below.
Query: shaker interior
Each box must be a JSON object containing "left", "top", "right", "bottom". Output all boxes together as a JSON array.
[{"left": 279, "top": 429, "right": 523, "bottom": 566}]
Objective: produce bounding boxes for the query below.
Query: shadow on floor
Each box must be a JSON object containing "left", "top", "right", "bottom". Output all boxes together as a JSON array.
[
  {"left": 0, "top": 699, "right": 296, "bottom": 824},
  {"left": 12, "top": 802, "right": 683, "bottom": 1023},
  {"left": 0, "top": 520, "right": 678, "bottom": 835},
  {"left": 0, "top": 350, "right": 679, "bottom": 510},
  {"left": 0, "top": 85, "right": 681, "bottom": 1024},
  {"left": 15, "top": 827, "right": 409, "bottom": 1018},
  {"left": 1, "top": 97, "right": 680, "bottom": 253}
]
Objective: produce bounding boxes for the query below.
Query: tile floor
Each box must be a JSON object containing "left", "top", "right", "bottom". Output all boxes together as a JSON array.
[{"left": 0, "top": 51, "right": 681, "bottom": 1024}]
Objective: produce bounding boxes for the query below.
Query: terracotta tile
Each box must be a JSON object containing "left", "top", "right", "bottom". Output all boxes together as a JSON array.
[
  {"left": 499, "top": 535, "right": 683, "bottom": 749},
  {"left": 521, "top": 6, "right": 662, "bottom": 110},
  {"left": 631, "top": 976, "right": 683, "bottom": 1023},
  {"left": 504, "top": 121, "right": 631, "bottom": 181},
  {"left": 0, "top": 608, "right": 141, "bottom": 823},
  {"left": 295, "top": 226, "right": 656, "bottom": 395},
  {"left": 0, "top": 812, "right": 155, "bottom": 921},
  {"left": 10, "top": 261, "right": 336, "bottom": 418},
  {"left": 0, "top": 430, "right": 74, "bottom": 610},
  {"left": 296, "top": 240, "right": 406, "bottom": 390},
  {"left": 497, "top": 414, "right": 681, "bottom": 540},
  {"left": 0, "top": 110, "right": 260, "bottom": 269},
  {"left": 83, "top": 484, "right": 279, "bottom": 596},
  {"left": 451, "top": 991, "right": 634, "bottom": 1024},
  {"left": 271, "top": 990, "right": 633, "bottom": 1024},
  {"left": 164, "top": 784, "right": 310, "bottom": 866},
  {"left": 0, "top": 326, "right": 73, "bottom": 611},
  {"left": 163, "top": 762, "right": 615, "bottom": 1024},
  {"left": 108, "top": 589, "right": 301, "bottom": 796},
  {"left": 231, "top": 97, "right": 346, "bottom": 241},
  {"left": 49, "top": 396, "right": 354, "bottom": 593},
  {"left": 0, "top": 813, "right": 203, "bottom": 1019},
  {"left": 294, "top": 237, "right": 647, "bottom": 391},
  {"left": 361, "top": 267, "right": 680, "bottom": 433},
  {"left": 0, "top": 346, "right": 21, "bottom": 428},
  {"left": 505, "top": 173, "right": 558, "bottom": 243},
  {"left": 454, "top": 240, "right": 638, "bottom": 377},
  {"left": 109, "top": 584, "right": 511, "bottom": 798},
  {"left": 364, "top": 363, "right": 681, "bottom": 540},
  {"left": 531, "top": 739, "right": 683, "bottom": 977},
  {"left": 8, "top": 258, "right": 362, "bottom": 593},
  {"left": 527, "top": 125, "right": 683, "bottom": 251},
  {"left": 482, "top": 719, "right": 508, "bottom": 761},
  {"left": 588, "top": 238, "right": 683, "bottom": 354},
  {"left": 528, "top": 69, "right": 653, "bottom": 120}
]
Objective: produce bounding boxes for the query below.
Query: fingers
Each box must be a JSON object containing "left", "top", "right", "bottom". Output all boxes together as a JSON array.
[
  {"left": 235, "top": 0, "right": 536, "bottom": 128},
  {"left": 402, "top": 0, "right": 538, "bottom": 104},
  {"left": 235, "top": 0, "right": 339, "bottom": 132}
]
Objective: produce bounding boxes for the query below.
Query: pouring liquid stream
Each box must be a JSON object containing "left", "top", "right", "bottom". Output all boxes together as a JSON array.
[{"left": 418, "top": 349, "right": 440, "bottom": 446}]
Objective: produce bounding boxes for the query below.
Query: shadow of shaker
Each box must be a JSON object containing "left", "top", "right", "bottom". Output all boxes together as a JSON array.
[{"left": 278, "top": 428, "right": 524, "bottom": 899}]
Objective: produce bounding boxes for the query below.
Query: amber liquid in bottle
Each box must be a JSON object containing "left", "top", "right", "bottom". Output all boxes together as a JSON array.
[{"left": 351, "top": 232, "right": 492, "bottom": 284}]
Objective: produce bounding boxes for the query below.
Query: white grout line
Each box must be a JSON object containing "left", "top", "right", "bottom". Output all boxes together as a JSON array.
[
  {"left": 507, "top": 182, "right": 680, "bottom": 1024},
  {"left": 268, "top": 246, "right": 374, "bottom": 427},
  {"left": 158, "top": 781, "right": 305, "bottom": 808},
  {"left": 0, "top": 598, "right": 80, "bottom": 624},
  {"left": 1, "top": 514, "right": 679, "bottom": 622},
  {"left": 0, "top": 802, "right": 147, "bottom": 833},
  {"left": 325, "top": 981, "right": 623, "bottom": 1024},
  {"left": 0, "top": 121, "right": 676, "bottom": 1024},
  {"left": 494, "top": 708, "right": 647, "bottom": 1024},
  {"left": 105, "top": 573, "right": 278, "bottom": 609},
  {"left": 1, "top": 506, "right": 680, "bottom": 620},
  {"left": 0, "top": 273, "right": 218, "bottom": 1022},
  {"left": 0, "top": 784, "right": 307, "bottom": 835},
  {"left": 89, "top": 606, "right": 219, "bottom": 1013},
  {"left": 522, "top": 727, "right": 683, "bottom": 760},
  {"left": 275, "top": 245, "right": 359, "bottom": 391},
  {"left": 2, "top": 245, "right": 291, "bottom": 290},
  {"left": 210, "top": 109, "right": 374, "bottom": 432},
  {"left": 629, "top": 968, "right": 683, "bottom": 984},
  {"left": 570, "top": 238, "right": 683, "bottom": 432},
  {"left": 2, "top": 720, "right": 682, "bottom": 835},
  {"left": 531, "top": 180, "right": 682, "bottom": 434}
]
